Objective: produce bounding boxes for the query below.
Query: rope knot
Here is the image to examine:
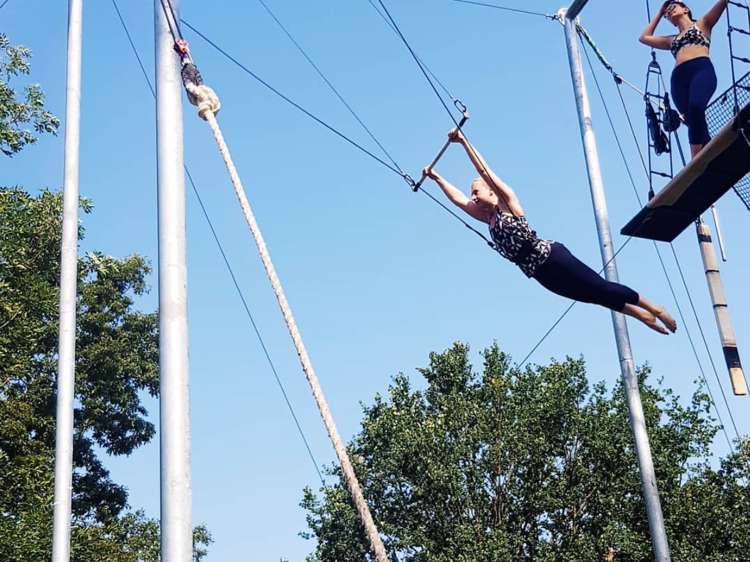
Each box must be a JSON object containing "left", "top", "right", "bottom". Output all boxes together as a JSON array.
[
  {"left": 181, "top": 63, "right": 221, "bottom": 119},
  {"left": 192, "top": 84, "right": 221, "bottom": 120}
]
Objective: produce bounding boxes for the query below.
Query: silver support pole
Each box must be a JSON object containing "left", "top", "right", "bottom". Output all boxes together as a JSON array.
[
  {"left": 561, "top": 11, "right": 671, "bottom": 562},
  {"left": 696, "top": 220, "right": 747, "bottom": 395},
  {"left": 567, "top": 0, "right": 592, "bottom": 20},
  {"left": 155, "top": 1, "right": 193, "bottom": 561},
  {"left": 51, "top": 2, "right": 83, "bottom": 561}
]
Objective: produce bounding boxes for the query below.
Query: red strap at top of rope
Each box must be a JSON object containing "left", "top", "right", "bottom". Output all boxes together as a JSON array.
[{"left": 174, "top": 38, "right": 191, "bottom": 59}]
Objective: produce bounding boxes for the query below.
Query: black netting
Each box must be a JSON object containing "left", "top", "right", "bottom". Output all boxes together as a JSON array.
[{"left": 706, "top": 71, "right": 750, "bottom": 211}]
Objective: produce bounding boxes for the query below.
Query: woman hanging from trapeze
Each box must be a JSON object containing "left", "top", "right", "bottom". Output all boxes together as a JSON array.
[
  {"left": 423, "top": 128, "right": 677, "bottom": 335},
  {"left": 640, "top": 1, "right": 729, "bottom": 158}
]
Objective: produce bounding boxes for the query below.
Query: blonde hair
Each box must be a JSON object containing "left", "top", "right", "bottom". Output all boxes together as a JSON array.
[{"left": 471, "top": 177, "right": 490, "bottom": 190}]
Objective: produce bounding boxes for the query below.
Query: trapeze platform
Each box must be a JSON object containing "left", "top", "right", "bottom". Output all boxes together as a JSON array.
[{"left": 621, "top": 102, "right": 750, "bottom": 242}]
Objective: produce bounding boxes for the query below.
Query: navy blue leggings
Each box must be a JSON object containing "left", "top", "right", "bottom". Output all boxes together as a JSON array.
[
  {"left": 532, "top": 243, "right": 639, "bottom": 312},
  {"left": 671, "top": 57, "right": 717, "bottom": 146}
]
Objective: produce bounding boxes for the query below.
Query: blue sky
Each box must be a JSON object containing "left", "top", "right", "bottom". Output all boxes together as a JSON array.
[{"left": 3, "top": 0, "right": 749, "bottom": 560}]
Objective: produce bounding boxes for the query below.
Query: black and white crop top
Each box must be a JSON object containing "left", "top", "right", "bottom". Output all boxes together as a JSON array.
[
  {"left": 488, "top": 210, "right": 552, "bottom": 278},
  {"left": 671, "top": 23, "right": 710, "bottom": 58}
]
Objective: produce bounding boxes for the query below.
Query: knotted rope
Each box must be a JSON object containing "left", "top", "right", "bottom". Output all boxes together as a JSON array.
[{"left": 177, "top": 42, "right": 389, "bottom": 562}]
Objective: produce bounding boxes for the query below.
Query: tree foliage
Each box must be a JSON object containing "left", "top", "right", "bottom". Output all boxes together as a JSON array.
[
  {"left": 302, "top": 343, "right": 750, "bottom": 562},
  {"left": 1, "top": 34, "right": 211, "bottom": 557},
  {"left": 1, "top": 188, "right": 159, "bottom": 522},
  {"left": 0, "top": 187, "right": 213, "bottom": 560},
  {"left": 0, "top": 34, "right": 59, "bottom": 157}
]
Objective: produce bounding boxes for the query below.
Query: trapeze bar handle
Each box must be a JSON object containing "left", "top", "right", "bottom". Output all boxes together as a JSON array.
[{"left": 413, "top": 111, "right": 470, "bottom": 192}]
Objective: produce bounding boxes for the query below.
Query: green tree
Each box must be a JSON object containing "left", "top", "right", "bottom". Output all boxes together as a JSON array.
[
  {"left": 1, "top": 34, "right": 210, "bottom": 557},
  {"left": 0, "top": 187, "right": 213, "bottom": 560},
  {"left": 302, "top": 343, "right": 750, "bottom": 562},
  {"left": 0, "top": 33, "right": 59, "bottom": 157},
  {"left": 0, "top": 188, "right": 158, "bottom": 521}
]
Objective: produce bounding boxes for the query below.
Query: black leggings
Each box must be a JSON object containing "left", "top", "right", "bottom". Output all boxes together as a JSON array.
[
  {"left": 671, "top": 57, "right": 717, "bottom": 146},
  {"left": 532, "top": 243, "right": 639, "bottom": 312}
]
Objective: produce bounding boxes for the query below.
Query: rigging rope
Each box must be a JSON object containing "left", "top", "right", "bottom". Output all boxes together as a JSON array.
[
  {"left": 111, "top": 0, "right": 155, "bottom": 97},
  {"left": 373, "top": 0, "right": 524, "bottom": 225},
  {"left": 172, "top": 31, "right": 389, "bottom": 559},
  {"left": 448, "top": 0, "right": 555, "bottom": 19},
  {"left": 670, "top": 242, "right": 745, "bottom": 442},
  {"left": 256, "top": 0, "right": 404, "bottom": 174},
  {"left": 616, "top": 83, "right": 651, "bottom": 178},
  {"left": 180, "top": 19, "right": 496, "bottom": 248},
  {"left": 366, "top": 0, "right": 459, "bottom": 102},
  {"left": 375, "top": 0, "right": 461, "bottom": 124},
  {"left": 110, "top": 0, "right": 325, "bottom": 484},
  {"left": 185, "top": 166, "right": 326, "bottom": 484},
  {"left": 181, "top": 20, "right": 403, "bottom": 176},
  {"left": 157, "top": 0, "right": 183, "bottom": 45},
  {"left": 577, "top": 21, "right": 675, "bottom": 114}
]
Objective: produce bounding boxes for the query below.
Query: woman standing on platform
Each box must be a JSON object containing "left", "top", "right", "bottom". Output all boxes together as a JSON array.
[{"left": 640, "top": 1, "right": 729, "bottom": 158}]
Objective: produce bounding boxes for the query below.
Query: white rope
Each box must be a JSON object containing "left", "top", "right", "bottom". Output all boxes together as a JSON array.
[{"left": 183, "top": 80, "right": 390, "bottom": 562}]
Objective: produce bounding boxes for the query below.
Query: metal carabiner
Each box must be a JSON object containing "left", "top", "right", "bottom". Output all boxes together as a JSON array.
[{"left": 402, "top": 174, "right": 418, "bottom": 192}]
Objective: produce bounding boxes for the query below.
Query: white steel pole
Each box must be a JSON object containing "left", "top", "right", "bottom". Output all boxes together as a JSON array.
[
  {"left": 51, "top": 1, "right": 83, "bottom": 560},
  {"left": 155, "top": 1, "right": 193, "bottom": 560}
]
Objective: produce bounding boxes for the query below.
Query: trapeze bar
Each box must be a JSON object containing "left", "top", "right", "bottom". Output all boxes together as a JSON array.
[{"left": 413, "top": 110, "right": 470, "bottom": 192}]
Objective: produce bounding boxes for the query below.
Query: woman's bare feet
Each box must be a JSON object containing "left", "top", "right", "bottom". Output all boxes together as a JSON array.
[
  {"left": 622, "top": 304, "right": 669, "bottom": 335},
  {"left": 654, "top": 306, "right": 677, "bottom": 333},
  {"left": 643, "top": 315, "right": 670, "bottom": 335},
  {"left": 634, "top": 297, "right": 677, "bottom": 334}
]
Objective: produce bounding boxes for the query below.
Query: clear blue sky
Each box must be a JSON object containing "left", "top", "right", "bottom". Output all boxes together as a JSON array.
[{"left": 4, "top": 0, "right": 749, "bottom": 560}]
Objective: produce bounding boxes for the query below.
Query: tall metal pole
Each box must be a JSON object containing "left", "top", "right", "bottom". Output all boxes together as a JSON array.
[
  {"left": 561, "top": 10, "right": 671, "bottom": 562},
  {"left": 155, "top": 1, "right": 193, "bottom": 561},
  {"left": 51, "top": 2, "right": 83, "bottom": 561}
]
